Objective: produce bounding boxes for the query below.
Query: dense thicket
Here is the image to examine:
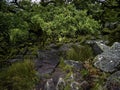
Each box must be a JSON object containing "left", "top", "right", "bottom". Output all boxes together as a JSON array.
[{"left": 0, "top": 0, "right": 101, "bottom": 61}]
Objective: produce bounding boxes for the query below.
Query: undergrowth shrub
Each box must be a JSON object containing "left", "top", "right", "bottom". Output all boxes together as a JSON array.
[{"left": 9, "top": 28, "right": 29, "bottom": 44}]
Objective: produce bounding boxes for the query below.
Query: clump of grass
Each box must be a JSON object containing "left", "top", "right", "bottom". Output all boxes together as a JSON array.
[
  {"left": 66, "top": 45, "right": 93, "bottom": 61},
  {"left": 80, "top": 69, "right": 89, "bottom": 78},
  {"left": 0, "top": 60, "right": 38, "bottom": 90}
]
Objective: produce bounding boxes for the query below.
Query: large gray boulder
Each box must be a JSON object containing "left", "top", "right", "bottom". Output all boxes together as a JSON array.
[{"left": 94, "top": 42, "right": 120, "bottom": 72}]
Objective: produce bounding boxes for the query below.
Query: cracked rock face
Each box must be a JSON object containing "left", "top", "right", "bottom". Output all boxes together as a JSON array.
[{"left": 94, "top": 42, "right": 120, "bottom": 72}]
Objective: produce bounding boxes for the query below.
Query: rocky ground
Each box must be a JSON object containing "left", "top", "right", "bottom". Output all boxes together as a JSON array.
[{"left": 9, "top": 41, "right": 120, "bottom": 90}]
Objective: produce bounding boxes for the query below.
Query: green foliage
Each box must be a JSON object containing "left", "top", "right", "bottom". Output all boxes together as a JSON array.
[
  {"left": 9, "top": 28, "right": 29, "bottom": 44},
  {"left": 91, "top": 72, "right": 110, "bottom": 90},
  {"left": 102, "top": 24, "right": 120, "bottom": 44},
  {"left": 76, "top": 35, "right": 94, "bottom": 43},
  {"left": 59, "top": 57, "right": 73, "bottom": 72},
  {"left": 0, "top": 32, "right": 11, "bottom": 64},
  {"left": 31, "top": 14, "right": 44, "bottom": 32},
  {"left": 45, "top": 5, "right": 100, "bottom": 36},
  {"left": 80, "top": 69, "right": 89, "bottom": 77},
  {"left": 29, "top": 4, "right": 100, "bottom": 41},
  {"left": 58, "top": 57, "right": 66, "bottom": 68},
  {"left": 103, "top": 8, "right": 119, "bottom": 22},
  {"left": 66, "top": 45, "right": 93, "bottom": 61},
  {"left": 0, "top": 0, "right": 119, "bottom": 46},
  {"left": 28, "top": 45, "right": 39, "bottom": 55},
  {"left": 0, "top": 12, "right": 13, "bottom": 32},
  {"left": 109, "top": 25, "right": 120, "bottom": 43},
  {"left": 73, "top": 0, "right": 103, "bottom": 20},
  {"left": 73, "top": 0, "right": 96, "bottom": 9},
  {"left": 64, "top": 84, "right": 71, "bottom": 90},
  {"left": 0, "top": 1, "right": 101, "bottom": 46},
  {"left": 0, "top": 1, "right": 120, "bottom": 90},
  {"left": 101, "top": 0, "right": 120, "bottom": 22},
  {"left": 91, "top": 83, "right": 103, "bottom": 90},
  {"left": 0, "top": 60, "right": 38, "bottom": 90}
]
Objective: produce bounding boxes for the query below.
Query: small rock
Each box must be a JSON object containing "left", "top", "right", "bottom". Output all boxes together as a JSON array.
[
  {"left": 44, "top": 78, "right": 56, "bottom": 90},
  {"left": 64, "top": 60, "right": 84, "bottom": 70},
  {"left": 71, "top": 81, "right": 80, "bottom": 90},
  {"left": 56, "top": 77, "right": 66, "bottom": 90}
]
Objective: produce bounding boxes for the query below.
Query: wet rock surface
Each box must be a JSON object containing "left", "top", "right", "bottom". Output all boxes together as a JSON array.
[{"left": 94, "top": 42, "right": 120, "bottom": 72}]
